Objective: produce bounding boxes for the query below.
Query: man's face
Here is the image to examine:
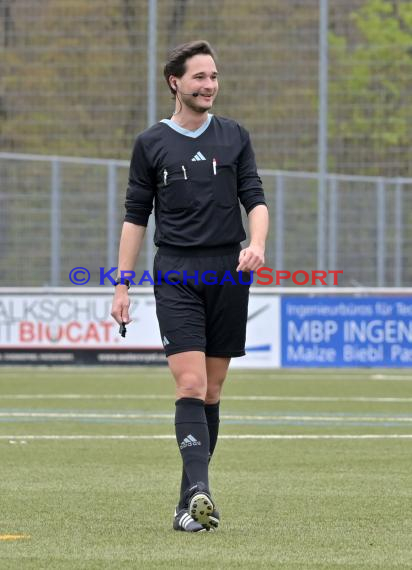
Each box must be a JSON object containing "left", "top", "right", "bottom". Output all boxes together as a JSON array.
[{"left": 173, "top": 54, "right": 219, "bottom": 113}]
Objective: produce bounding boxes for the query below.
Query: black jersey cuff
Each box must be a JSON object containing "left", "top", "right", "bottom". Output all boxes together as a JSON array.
[{"left": 124, "top": 212, "right": 150, "bottom": 227}]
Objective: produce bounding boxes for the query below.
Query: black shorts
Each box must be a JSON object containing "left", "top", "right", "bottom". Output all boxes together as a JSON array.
[{"left": 153, "top": 244, "right": 251, "bottom": 358}]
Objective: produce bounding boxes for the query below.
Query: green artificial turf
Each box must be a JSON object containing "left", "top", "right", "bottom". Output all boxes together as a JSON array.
[{"left": 1, "top": 367, "right": 412, "bottom": 569}]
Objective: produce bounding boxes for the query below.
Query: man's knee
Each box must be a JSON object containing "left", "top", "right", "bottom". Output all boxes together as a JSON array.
[
  {"left": 176, "top": 372, "right": 207, "bottom": 400},
  {"left": 205, "top": 376, "right": 226, "bottom": 403}
]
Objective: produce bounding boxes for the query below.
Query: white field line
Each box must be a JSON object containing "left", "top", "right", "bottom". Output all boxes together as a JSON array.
[
  {"left": 370, "top": 375, "right": 412, "bottom": 381},
  {"left": 2, "top": 365, "right": 412, "bottom": 378},
  {"left": 1, "top": 434, "right": 412, "bottom": 441},
  {"left": 4, "top": 369, "right": 410, "bottom": 380},
  {"left": 1, "top": 411, "right": 412, "bottom": 423},
  {"left": 0, "top": 366, "right": 374, "bottom": 374},
  {"left": 2, "top": 394, "right": 412, "bottom": 403}
]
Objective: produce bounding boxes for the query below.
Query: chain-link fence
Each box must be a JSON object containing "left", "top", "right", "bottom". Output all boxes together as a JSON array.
[
  {"left": 1, "top": 152, "right": 411, "bottom": 287},
  {"left": 1, "top": 0, "right": 412, "bottom": 177},
  {"left": 1, "top": 1, "right": 412, "bottom": 287}
]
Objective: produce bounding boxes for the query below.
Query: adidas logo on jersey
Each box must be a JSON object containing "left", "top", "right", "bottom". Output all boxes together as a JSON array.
[
  {"left": 180, "top": 434, "right": 201, "bottom": 449},
  {"left": 191, "top": 151, "right": 206, "bottom": 161}
]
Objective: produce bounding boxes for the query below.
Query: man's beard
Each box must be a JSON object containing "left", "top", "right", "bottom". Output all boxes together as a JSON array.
[{"left": 182, "top": 95, "right": 213, "bottom": 113}]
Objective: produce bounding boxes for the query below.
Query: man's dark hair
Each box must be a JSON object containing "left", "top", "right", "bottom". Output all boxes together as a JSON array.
[{"left": 163, "top": 40, "right": 217, "bottom": 96}]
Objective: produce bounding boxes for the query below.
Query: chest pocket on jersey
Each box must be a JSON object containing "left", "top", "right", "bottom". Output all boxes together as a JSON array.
[
  {"left": 211, "top": 161, "right": 238, "bottom": 207},
  {"left": 158, "top": 162, "right": 192, "bottom": 211}
]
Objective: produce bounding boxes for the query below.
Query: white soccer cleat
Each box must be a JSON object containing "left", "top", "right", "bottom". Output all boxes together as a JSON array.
[{"left": 186, "top": 482, "right": 216, "bottom": 529}]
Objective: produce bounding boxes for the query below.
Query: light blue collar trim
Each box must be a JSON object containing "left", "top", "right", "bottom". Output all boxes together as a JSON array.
[{"left": 160, "top": 114, "right": 213, "bottom": 138}]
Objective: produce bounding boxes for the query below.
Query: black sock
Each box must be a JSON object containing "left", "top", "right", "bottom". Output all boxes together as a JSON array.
[
  {"left": 175, "top": 398, "right": 210, "bottom": 506},
  {"left": 179, "top": 400, "right": 220, "bottom": 508},
  {"left": 205, "top": 401, "right": 220, "bottom": 458}
]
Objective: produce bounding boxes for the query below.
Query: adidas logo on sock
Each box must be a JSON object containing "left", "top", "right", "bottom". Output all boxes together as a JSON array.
[
  {"left": 191, "top": 151, "right": 206, "bottom": 161},
  {"left": 180, "top": 434, "right": 201, "bottom": 449}
]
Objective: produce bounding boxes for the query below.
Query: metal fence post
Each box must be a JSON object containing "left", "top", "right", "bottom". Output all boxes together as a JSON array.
[
  {"left": 328, "top": 176, "right": 337, "bottom": 284},
  {"left": 147, "top": 0, "right": 157, "bottom": 127},
  {"left": 107, "top": 161, "right": 117, "bottom": 271},
  {"left": 146, "top": 215, "right": 155, "bottom": 277},
  {"left": 145, "top": 0, "right": 157, "bottom": 278},
  {"left": 275, "top": 172, "right": 284, "bottom": 271},
  {"left": 376, "top": 178, "right": 385, "bottom": 287},
  {"left": 50, "top": 159, "right": 61, "bottom": 286},
  {"left": 317, "top": 0, "right": 328, "bottom": 273},
  {"left": 394, "top": 179, "right": 403, "bottom": 287}
]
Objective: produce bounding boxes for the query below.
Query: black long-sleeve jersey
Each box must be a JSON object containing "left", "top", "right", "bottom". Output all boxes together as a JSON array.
[{"left": 124, "top": 114, "right": 267, "bottom": 248}]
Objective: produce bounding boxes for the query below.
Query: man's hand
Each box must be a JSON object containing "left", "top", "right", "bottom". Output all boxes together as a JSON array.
[
  {"left": 236, "top": 244, "right": 265, "bottom": 272},
  {"left": 111, "top": 286, "right": 131, "bottom": 325}
]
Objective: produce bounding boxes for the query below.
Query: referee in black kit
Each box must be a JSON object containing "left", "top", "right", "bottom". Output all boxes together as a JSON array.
[{"left": 111, "top": 40, "right": 269, "bottom": 533}]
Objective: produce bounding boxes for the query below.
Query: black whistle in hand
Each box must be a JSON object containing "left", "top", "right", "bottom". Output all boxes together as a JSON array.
[{"left": 119, "top": 322, "right": 127, "bottom": 338}]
